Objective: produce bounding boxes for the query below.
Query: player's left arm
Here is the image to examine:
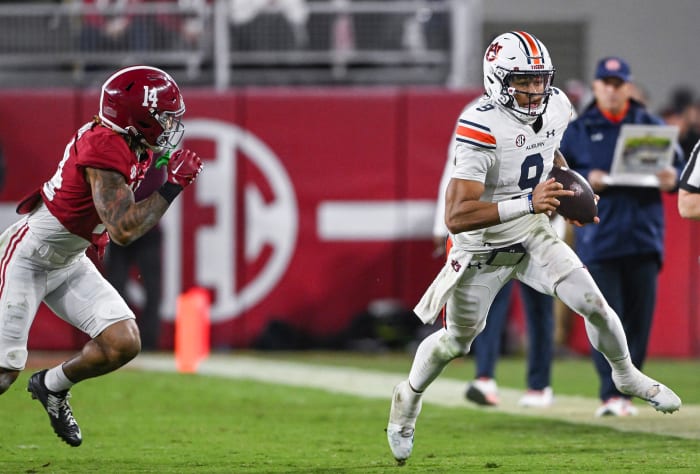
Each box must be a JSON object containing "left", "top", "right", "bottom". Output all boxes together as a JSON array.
[{"left": 87, "top": 167, "right": 168, "bottom": 246}]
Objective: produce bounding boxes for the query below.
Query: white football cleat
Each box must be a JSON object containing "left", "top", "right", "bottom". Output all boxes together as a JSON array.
[
  {"left": 518, "top": 386, "right": 554, "bottom": 408},
  {"left": 387, "top": 380, "right": 422, "bottom": 464},
  {"left": 465, "top": 378, "right": 500, "bottom": 406},
  {"left": 612, "top": 368, "right": 681, "bottom": 414},
  {"left": 595, "top": 397, "right": 639, "bottom": 417}
]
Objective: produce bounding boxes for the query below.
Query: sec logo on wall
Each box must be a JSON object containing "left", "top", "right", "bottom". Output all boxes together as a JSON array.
[{"left": 160, "top": 119, "right": 298, "bottom": 323}]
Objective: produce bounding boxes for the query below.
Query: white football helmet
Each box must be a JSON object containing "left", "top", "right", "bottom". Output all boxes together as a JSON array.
[{"left": 483, "top": 31, "right": 555, "bottom": 120}]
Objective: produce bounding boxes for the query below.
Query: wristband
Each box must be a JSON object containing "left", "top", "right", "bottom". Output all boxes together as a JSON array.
[
  {"left": 526, "top": 193, "right": 535, "bottom": 214},
  {"left": 497, "top": 194, "right": 533, "bottom": 223},
  {"left": 157, "top": 182, "right": 183, "bottom": 204}
]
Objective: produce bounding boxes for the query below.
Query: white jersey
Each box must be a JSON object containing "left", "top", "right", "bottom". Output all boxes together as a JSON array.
[{"left": 450, "top": 88, "right": 575, "bottom": 250}]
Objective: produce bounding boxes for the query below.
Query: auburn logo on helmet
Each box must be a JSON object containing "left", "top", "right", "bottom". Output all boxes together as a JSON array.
[{"left": 485, "top": 42, "right": 502, "bottom": 62}]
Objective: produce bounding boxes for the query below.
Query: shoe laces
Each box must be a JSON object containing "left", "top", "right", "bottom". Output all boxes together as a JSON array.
[{"left": 46, "top": 392, "right": 78, "bottom": 427}]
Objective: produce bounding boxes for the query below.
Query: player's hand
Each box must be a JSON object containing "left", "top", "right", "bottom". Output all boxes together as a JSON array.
[
  {"left": 91, "top": 232, "right": 110, "bottom": 260},
  {"left": 532, "top": 178, "right": 574, "bottom": 214},
  {"left": 565, "top": 194, "right": 601, "bottom": 226},
  {"left": 166, "top": 149, "right": 203, "bottom": 188},
  {"left": 564, "top": 215, "right": 601, "bottom": 227}
]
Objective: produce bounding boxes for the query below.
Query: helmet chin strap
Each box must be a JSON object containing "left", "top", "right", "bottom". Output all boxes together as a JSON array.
[
  {"left": 495, "top": 93, "right": 538, "bottom": 123},
  {"left": 503, "top": 105, "right": 540, "bottom": 124},
  {"left": 505, "top": 88, "right": 550, "bottom": 123},
  {"left": 123, "top": 126, "right": 160, "bottom": 153},
  {"left": 145, "top": 141, "right": 164, "bottom": 153},
  {"left": 517, "top": 112, "right": 540, "bottom": 124}
]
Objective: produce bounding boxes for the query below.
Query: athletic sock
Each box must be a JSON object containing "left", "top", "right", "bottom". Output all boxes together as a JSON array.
[
  {"left": 608, "top": 353, "right": 634, "bottom": 374},
  {"left": 44, "top": 364, "right": 75, "bottom": 392}
]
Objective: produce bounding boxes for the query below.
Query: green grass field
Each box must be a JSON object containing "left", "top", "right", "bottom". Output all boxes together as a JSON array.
[{"left": 1, "top": 352, "right": 698, "bottom": 473}]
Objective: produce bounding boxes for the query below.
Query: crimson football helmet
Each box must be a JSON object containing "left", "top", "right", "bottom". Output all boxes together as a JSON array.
[
  {"left": 99, "top": 65, "right": 185, "bottom": 151},
  {"left": 483, "top": 31, "right": 555, "bottom": 120}
]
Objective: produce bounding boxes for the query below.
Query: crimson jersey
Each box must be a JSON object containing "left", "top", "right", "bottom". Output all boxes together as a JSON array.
[{"left": 38, "top": 122, "right": 152, "bottom": 242}]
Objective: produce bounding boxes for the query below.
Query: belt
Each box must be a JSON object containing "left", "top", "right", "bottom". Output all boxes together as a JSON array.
[{"left": 36, "top": 244, "right": 79, "bottom": 265}]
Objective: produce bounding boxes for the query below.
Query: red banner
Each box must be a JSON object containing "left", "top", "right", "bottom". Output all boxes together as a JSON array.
[{"left": 0, "top": 88, "right": 696, "bottom": 356}]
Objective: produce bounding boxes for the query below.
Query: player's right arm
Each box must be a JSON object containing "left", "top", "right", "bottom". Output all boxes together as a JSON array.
[
  {"left": 87, "top": 167, "right": 167, "bottom": 246},
  {"left": 88, "top": 148, "right": 203, "bottom": 246},
  {"left": 445, "top": 177, "right": 570, "bottom": 233},
  {"left": 444, "top": 178, "right": 499, "bottom": 232}
]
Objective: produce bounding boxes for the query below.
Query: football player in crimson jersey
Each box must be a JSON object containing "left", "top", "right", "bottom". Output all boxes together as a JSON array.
[
  {"left": 0, "top": 65, "right": 202, "bottom": 447},
  {"left": 386, "top": 32, "right": 681, "bottom": 464}
]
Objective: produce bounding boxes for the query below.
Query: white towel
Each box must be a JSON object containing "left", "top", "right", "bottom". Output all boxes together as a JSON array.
[{"left": 414, "top": 246, "right": 472, "bottom": 324}]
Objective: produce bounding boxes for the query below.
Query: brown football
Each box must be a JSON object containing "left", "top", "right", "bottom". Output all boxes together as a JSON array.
[{"left": 547, "top": 167, "right": 597, "bottom": 223}]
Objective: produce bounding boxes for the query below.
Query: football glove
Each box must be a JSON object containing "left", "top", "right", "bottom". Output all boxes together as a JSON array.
[{"left": 166, "top": 149, "right": 203, "bottom": 188}]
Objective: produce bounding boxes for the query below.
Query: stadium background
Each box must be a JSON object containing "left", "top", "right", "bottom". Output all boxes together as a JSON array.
[{"left": 0, "top": 0, "right": 698, "bottom": 357}]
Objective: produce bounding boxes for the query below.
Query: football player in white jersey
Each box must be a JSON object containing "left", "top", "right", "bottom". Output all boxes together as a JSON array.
[
  {"left": 387, "top": 31, "right": 681, "bottom": 464},
  {"left": 0, "top": 66, "right": 203, "bottom": 446}
]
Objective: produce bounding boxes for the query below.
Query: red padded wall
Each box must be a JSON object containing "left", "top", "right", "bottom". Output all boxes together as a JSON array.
[{"left": 0, "top": 88, "right": 696, "bottom": 356}]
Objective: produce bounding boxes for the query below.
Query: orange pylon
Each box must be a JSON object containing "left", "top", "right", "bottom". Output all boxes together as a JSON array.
[{"left": 174, "top": 287, "right": 211, "bottom": 373}]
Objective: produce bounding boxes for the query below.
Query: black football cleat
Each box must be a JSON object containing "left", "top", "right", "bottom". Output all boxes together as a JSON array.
[{"left": 27, "top": 369, "right": 82, "bottom": 447}]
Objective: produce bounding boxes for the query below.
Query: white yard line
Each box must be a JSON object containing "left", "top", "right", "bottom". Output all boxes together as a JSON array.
[{"left": 128, "top": 353, "right": 699, "bottom": 440}]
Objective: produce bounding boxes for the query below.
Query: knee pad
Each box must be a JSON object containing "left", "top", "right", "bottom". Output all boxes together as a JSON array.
[
  {"left": 0, "top": 348, "right": 28, "bottom": 371},
  {"left": 556, "top": 267, "right": 609, "bottom": 318},
  {"left": 444, "top": 317, "right": 486, "bottom": 356},
  {"left": 436, "top": 328, "right": 473, "bottom": 359}
]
